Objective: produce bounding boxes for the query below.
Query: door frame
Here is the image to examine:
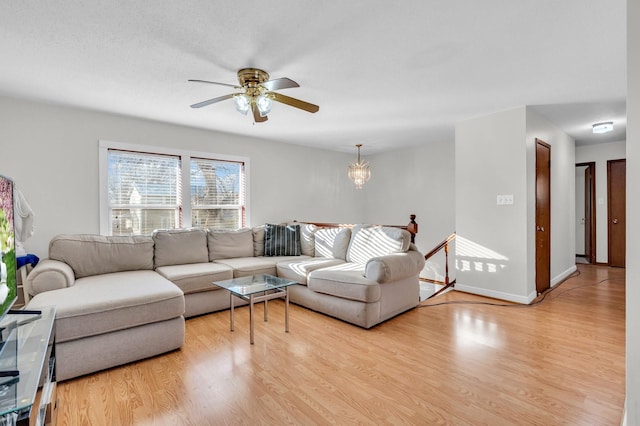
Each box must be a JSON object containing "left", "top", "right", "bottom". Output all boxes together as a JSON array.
[
  {"left": 576, "top": 162, "right": 596, "bottom": 264},
  {"left": 535, "top": 139, "right": 551, "bottom": 294}
]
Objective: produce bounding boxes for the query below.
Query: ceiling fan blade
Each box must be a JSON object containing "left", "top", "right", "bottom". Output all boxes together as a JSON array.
[
  {"left": 190, "top": 93, "right": 235, "bottom": 108},
  {"left": 271, "top": 92, "right": 319, "bottom": 113},
  {"left": 188, "top": 79, "right": 241, "bottom": 89},
  {"left": 252, "top": 103, "right": 268, "bottom": 122},
  {"left": 261, "top": 77, "right": 300, "bottom": 91}
]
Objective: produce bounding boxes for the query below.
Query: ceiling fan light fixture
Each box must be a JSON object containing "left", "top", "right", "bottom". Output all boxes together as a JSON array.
[
  {"left": 348, "top": 144, "right": 371, "bottom": 189},
  {"left": 256, "top": 94, "right": 272, "bottom": 117},
  {"left": 592, "top": 121, "right": 614, "bottom": 134},
  {"left": 234, "top": 94, "right": 250, "bottom": 115},
  {"left": 189, "top": 68, "right": 319, "bottom": 121}
]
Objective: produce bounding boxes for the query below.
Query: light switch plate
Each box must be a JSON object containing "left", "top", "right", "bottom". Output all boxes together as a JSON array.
[{"left": 497, "top": 194, "right": 514, "bottom": 205}]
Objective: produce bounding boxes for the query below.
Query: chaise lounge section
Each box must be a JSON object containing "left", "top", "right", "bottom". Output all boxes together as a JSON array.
[
  {"left": 24, "top": 235, "right": 185, "bottom": 381},
  {"left": 280, "top": 224, "right": 425, "bottom": 327}
]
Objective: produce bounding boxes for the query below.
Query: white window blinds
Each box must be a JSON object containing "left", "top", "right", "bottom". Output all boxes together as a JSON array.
[
  {"left": 104, "top": 146, "right": 246, "bottom": 235},
  {"left": 190, "top": 158, "right": 245, "bottom": 229},
  {"left": 108, "top": 150, "right": 181, "bottom": 235}
]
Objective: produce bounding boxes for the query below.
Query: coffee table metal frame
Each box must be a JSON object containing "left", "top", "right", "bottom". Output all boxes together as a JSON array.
[{"left": 213, "top": 274, "right": 298, "bottom": 344}]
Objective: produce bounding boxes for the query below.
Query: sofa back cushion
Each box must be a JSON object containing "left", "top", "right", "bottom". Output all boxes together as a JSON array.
[
  {"left": 346, "top": 225, "right": 411, "bottom": 264},
  {"left": 49, "top": 234, "right": 154, "bottom": 278},
  {"left": 208, "top": 228, "right": 254, "bottom": 260},
  {"left": 314, "top": 227, "right": 351, "bottom": 260},
  {"left": 298, "top": 223, "right": 317, "bottom": 257},
  {"left": 153, "top": 228, "right": 208, "bottom": 267},
  {"left": 253, "top": 226, "right": 265, "bottom": 256}
]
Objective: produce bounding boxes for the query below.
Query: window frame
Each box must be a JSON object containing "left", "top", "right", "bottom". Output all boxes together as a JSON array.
[{"left": 98, "top": 140, "right": 250, "bottom": 235}]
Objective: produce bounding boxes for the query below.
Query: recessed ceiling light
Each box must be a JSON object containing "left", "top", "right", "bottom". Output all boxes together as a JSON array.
[{"left": 592, "top": 121, "right": 614, "bottom": 134}]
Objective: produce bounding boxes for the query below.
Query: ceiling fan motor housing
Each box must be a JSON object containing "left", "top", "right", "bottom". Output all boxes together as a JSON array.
[{"left": 238, "top": 68, "right": 269, "bottom": 87}]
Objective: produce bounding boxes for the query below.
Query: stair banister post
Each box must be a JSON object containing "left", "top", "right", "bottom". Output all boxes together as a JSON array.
[
  {"left": 407, "top": 214, "right": 418, "bottom": 243},
  {"left": 444, "top": 242, "right": 450, "bottom": 285}
]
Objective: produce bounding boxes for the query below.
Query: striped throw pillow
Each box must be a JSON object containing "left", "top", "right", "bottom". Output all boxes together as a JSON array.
[{"left": 263, "top": 224, "right": 301, "bottom": 256}]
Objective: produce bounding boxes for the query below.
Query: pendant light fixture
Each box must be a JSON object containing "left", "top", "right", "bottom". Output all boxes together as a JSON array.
[{"left": 348, "top": 144, "right": 371, "bottom": 189}]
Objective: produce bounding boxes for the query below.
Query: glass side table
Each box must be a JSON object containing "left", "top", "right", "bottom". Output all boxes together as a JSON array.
[
  {"left": 0, "top": 306, "right": 56, "bottom": 426},
  {"left": 213, "top": 274, "right": 299, "bottom": 344}
]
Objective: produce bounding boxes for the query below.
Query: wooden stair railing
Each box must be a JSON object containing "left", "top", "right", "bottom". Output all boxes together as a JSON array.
[
  {"left": 420, "top": 232, "right": 456, "bottom": 299},
  {"left": 296, "top": 214, "right": 418, "bottom": 242}
]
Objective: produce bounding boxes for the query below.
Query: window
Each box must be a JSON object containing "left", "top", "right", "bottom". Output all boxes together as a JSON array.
[
  {"left": 107, "top": 150, "right": 181, "bottom": 235},
  {"left": 190, "top": 157, "right": 245, "bottom": 229},
  {"left": 99, "top": 141, "right": 248, "bottom": 236}
]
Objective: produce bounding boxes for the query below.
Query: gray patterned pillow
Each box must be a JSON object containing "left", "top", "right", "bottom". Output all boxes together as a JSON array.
[{"left": 264, "top": 224, "right": 301, "bottom": 256}]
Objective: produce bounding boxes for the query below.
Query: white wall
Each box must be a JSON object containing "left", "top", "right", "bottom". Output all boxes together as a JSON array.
[
  {"left": 575, "top": 140, "right": 626, "bottom": 263},
  {"left": 364, "top": 141, "right": 456, "bottom": 281},
  {"left": 454, "top": 107, "right": 576, "bottom": 303},
  {"left": 575, "top": 166, "right": 586, "bottom": 255},
  {"left": 626, "top": 0, "right": 639, "bottom": 423},
  {"left": 455, "top": 107, "right": 531, "bottom": 302},
  {"left": 0, "top": 96, "right": 364, "bottom": 258},
  {"left": 525, "top": 107, "right": 576, "bottom": 288}
]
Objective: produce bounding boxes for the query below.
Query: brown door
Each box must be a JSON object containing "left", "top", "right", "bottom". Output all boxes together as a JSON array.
[
  {"left": 536, "top": 139, "right": 551, "bottom": 294},
  {"left": 607, "top": 159, "right": 626, "bottom": 267}
]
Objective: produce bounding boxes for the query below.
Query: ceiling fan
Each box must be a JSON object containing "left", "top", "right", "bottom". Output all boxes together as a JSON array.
[{"left": 188, "top": 68, "right": 319, "bottom": 123}]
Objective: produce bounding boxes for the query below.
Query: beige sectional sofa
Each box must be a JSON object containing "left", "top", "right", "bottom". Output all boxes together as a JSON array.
[{"left": 25, "top": 223, "right": 424, "bottom": 381}]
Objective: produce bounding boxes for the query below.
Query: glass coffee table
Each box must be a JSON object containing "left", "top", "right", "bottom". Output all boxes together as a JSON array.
[{"left": 213, "top": 274, "right": 299, "bottom": 344}]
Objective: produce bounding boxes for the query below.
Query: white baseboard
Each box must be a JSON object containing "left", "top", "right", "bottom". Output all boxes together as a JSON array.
[
  {"left": 454, "top": 264, "right": 579, "bottom": 304},
  {"left": 551, "top": 265, "right": 578, "bottom": 287},
  {"left": 453, "top": 284, "right": 535, "bottom": 304}
]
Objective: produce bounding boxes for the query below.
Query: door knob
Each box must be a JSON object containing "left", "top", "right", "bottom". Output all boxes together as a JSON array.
[
  {"left": 536, "top": 226, "right": 544, "bottom": 232},
  {"left": 613, "top": 218, "right": 619, "bottom": 224}
]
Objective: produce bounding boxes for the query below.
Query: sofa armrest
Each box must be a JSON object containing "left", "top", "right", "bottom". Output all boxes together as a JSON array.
[
  {"left": 25, "top": 259, "right": 76, "bottom": 297},
  {"left": 364, "top": 249, "right": 426, "bottom": 284}
]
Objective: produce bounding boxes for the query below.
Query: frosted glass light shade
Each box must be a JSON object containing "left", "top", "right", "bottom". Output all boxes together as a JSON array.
[
  {"left": 256, "top": 95, "right": 272, "bottom": 116},
  {"left": 234, "top": 94, "right": 250, "bottom": 115},
  {"left": 592, "top": 121, "right": 613, "bottom": 134}
]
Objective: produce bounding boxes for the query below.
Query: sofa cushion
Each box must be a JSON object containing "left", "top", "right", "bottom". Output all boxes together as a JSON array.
[
  {"left": 208, "top": 228, "right": 254, "bottom": 260},
  {"left": 253, "top": 225, "right": 265, "bottom": 256},
  {"left": 276, "top": 257, "right": 345, "bottom": 285},
  {"left": 295, "top": 223, "right": 317, "bottom": 257},
  {"left": 307, "top": 264, "right": 380, "bottom": 303},
  {"left": 314, "top": 227, "right": 351, "bottom": 260},
  {"left": 264, "top": 224, "right": 301, "bottom": 256},
  {"left": 26, "top": 270, "right": 185, "bottom": 343},
  {"left": 49, "top": 234, "right": 154, "bottom": 278},
  {"left": 215, "top": 257, "right": 276, "bottom": 278},
  {"left": 346, "top": 225, "right": 411, "bottom": 264},
  {"left": 153, "top": 228, "right": 209, "bottom": 267},
  {"left": 216, "top": 256, "right": 311, "bottom": 278},
  {"left": 156, "top": 262, "right": 233, "bottom": 294}
]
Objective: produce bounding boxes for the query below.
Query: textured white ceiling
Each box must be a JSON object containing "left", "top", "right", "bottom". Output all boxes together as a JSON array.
[{"left": 0, "top": 1, "right": 626, "bottom": 153}]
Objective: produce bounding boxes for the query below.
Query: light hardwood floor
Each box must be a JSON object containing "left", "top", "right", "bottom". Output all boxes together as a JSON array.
[{"left": 57, "top": 264, "right": 625, "bottom": 425}]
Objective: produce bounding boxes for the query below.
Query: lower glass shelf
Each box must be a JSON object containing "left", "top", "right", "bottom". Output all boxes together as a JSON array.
[{"left": 0, "top": 306, "right": 56, "bottom": 424}]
